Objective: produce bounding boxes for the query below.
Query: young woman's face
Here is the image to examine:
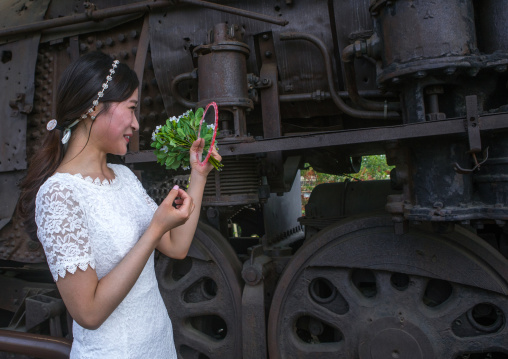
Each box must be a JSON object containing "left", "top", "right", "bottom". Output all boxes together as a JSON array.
[{"left": 92, "top": 88, "right": 139, "bottom": 155}]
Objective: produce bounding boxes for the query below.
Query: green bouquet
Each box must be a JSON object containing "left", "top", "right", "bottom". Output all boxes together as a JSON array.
[{"left": 151, "top": 108, "right": 223, "bottom": 171}]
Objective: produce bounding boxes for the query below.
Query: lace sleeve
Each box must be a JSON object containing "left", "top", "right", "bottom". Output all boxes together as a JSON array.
[{"left": 35, "top": 181, "right": 95, "bottom": 282}]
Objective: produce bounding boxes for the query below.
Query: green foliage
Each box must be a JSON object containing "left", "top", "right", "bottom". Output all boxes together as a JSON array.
[
  {"left": 151, "top": 108, "right": 223, "bottom": 171},
  {"left": 300, "top": 155, "right": 394, "bottom": 213}
]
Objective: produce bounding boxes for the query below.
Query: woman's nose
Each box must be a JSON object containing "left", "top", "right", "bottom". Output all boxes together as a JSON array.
[{"left": 132, "top": 115, "right": 139, "bottom": 131}]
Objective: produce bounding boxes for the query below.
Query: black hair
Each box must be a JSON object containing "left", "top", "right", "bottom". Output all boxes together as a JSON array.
[{"left": 18, "top": 51, "right": 139, "bottom": 240}]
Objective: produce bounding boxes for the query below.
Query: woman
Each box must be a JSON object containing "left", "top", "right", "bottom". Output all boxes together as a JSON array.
[{"left": 17, "top": 51, "right": 220, "bottom": 358}]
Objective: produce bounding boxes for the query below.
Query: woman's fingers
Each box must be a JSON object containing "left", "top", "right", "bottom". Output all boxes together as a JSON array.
[
  {"left": 175, "top": 189, "right": 193, "bottom": 214},
  {"left": 210, "top": 147, "right": 222, "bottom": 162},
  {"left": 161, "top": 185, "right": 180, "bottom": 208},
  {"left": 190, "top": 138, "right": 205, "bottom": 154}
]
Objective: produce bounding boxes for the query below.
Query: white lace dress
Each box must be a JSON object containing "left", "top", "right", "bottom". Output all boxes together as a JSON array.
[{"left": 35, "top": 163, "right": 177, "bottom": 359}]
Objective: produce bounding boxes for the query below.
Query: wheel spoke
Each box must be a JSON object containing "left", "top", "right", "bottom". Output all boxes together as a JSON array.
[
  {"left": 156, "top": 223, "right": 243, "bottom": 359},
  {"left": 178, "top": 328, "right": 223, "bottom": 357},
  {"left": 268, "top": 217, "right": 508, "bottom": 358}
]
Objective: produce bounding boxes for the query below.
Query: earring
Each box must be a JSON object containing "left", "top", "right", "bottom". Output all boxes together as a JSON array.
[{"left": 91, "top": 115, "right": 96, "bottom": 120}]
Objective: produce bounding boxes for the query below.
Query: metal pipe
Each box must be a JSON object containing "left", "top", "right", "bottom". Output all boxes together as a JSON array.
[
  {"left": 279, "top": 90, "right": 396, "bottom": 102},
  {"left": 179, "top": 0, "right": 288, "bottom": 26},
  {"left": 342, "top": 43, "right": 400, "bottom": 112},
  {"left": 280, "top": 32, "right": 400, "bottom": 120},
  {"left": 0, "top": 329, "right": 72, "bottom": 359},
  {"left": 0, "top": 0, "right": 287, "bottom": 40},
  {"left": 171, "top": 69, "right": 198, "bottom": 108}
]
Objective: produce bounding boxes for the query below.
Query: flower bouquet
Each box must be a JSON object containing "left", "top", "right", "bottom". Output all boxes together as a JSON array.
[{"left": 151, "top": 103, "right": 223, "bottom": 171}]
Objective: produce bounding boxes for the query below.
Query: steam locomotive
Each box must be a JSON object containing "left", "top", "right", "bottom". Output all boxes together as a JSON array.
[{"left": 1, "top": 0, "right": 508, "bottom": 358}]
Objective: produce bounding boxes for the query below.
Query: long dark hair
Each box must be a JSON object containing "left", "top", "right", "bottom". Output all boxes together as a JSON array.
[{"left": 17, "top": 51, "right": 139, "bottom": 240}]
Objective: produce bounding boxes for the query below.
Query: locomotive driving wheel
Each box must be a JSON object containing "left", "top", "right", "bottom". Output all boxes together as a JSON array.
[
  {"left": 267, "top": 215, "right": 508, "bottom": 359},
  {"left": 155, "top": 222, "right": 243, "bottom": 358}
]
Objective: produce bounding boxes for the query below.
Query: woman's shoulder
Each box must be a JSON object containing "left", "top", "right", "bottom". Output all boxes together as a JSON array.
[{"left": 36, "top": 174, "right": 79, "bottom": 201}]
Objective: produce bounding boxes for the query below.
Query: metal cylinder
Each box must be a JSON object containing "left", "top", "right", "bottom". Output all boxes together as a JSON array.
[
  {"left": 412, "top": 141, "right": 473, "bottom": 208},
  {"left": 370, "top": 0, "right": 477, "bottom": 67},
  {"left": 194, "top": 23, "right": 252, "bottom": 110},
  {"left": 476, "top": 0, "right": 508, "bottom": 53}
]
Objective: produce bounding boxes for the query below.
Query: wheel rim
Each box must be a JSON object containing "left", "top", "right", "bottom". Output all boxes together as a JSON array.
[
  {"left": 156, "top": 222, "right": 243, "bottom": 358},
  {"left": 267, "top": 215, "right": 508, "bottom": 359}
]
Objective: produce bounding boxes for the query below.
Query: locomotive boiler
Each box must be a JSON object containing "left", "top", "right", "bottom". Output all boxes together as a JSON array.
[{"left": 1, "top": 0, "right": 508, "bottom": 358}]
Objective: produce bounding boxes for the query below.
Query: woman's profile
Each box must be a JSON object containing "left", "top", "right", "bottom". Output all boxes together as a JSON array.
[{"left": 17, "top": 51, "right": 221, "bottom": 358}]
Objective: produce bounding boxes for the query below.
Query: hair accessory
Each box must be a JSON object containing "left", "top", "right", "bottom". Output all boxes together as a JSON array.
[
  {"left": 80, "top": 59, "right": 120, "bottom": 120},
  {"left": 61, "top": 119, "right": 80, "bottom": 144},
  {"left": 46, "top": 119, "right": 58, "bottom": 131}
]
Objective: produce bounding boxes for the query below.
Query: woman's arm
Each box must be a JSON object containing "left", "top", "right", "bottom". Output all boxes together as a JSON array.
[
  {"left": 56, "top": 186, "right": 193, "bottom": 330},
  {"left": 156, "top": 138, "right": 221, "bottom": 259}
]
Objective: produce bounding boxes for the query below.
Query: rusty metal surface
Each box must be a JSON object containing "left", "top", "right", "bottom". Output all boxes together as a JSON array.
[
  {"left": 371, "top": 0, "right": 477, "bottom": 67},
  {"left": 0, "top": 36, "right": 40, "bottom": 172},
  {"left": 149, "top": 1, "right": 338, "bottom": 121},
  {"left": 0, "top": 0, "right": 50, "bottom": 44},
  {"left": 195, "top": 23, "right": 252, "bottom": 138},
  {"left": 267, "top": 216, "right": 508, "bottom": 358},
  {"left": 280, "top": 31, "right": 399, "bottom": 120},
  {"left": 475, "top": 0, "right": 508, "bottom": 54},
  {"left": 0, "top": 329, "right": 71, "bottom": 359}
]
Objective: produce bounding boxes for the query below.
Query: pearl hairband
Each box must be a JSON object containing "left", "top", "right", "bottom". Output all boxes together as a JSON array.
[{"left": 46, "top": 59, "right": 120, "bottom": 144}]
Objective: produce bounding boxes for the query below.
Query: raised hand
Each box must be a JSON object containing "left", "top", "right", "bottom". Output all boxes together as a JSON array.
[
  {"left": 189, "top": 138, "right": 222, "bottom": 176},
  {"left": 150, "top": 185, "right": 194, "bottom": 238}
]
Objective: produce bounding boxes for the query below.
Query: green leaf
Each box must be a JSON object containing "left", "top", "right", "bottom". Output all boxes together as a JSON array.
[{"left": 194, "top": 108, "right": 204, "bottom": 126}]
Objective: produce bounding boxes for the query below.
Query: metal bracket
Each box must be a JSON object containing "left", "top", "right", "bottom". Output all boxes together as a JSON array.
[
  {"left": 241, "top": 245, "right": 273, "bottom": 359},
  {"left": 454, "top": 95, "right": 488, "bottom": 174},
  {"left": 465, "top": 95, "right": 481, "bottom": 153}
]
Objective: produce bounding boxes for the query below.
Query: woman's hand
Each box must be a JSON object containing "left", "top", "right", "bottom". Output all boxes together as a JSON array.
[
  {"left": 149, "top": 186, "right": 194, "bottom": 239},
  {"left": 189, "top": 138, "right": 222, "bottom": 177}
]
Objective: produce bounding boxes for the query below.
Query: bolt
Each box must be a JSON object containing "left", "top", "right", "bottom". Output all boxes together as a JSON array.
[
  {"left": 265, "top": 51, "right": 272, "bottom": 58},
  {"left": 262, "top": 34, "right": 269, "bottom": 41},
  {"left": 105, "top": 37, "right": 115, "bottom": 47},
  {"left": 243, "top": 267, "right": 259, "bottom": 283},
  {"left": 28, "top": 241, "right": 40, "bottom": 251},
  {"left": 467, "top": 67, "right": 479, "bottom": 77},
  {"left": 414, "top": 71, "right": 427, "bottom": 79},
  {"left": 118, "top": 33, "right": 126, "bottom": 42},
  {"left": 444, "top": 67, "right": 456, "bottom": 75}
]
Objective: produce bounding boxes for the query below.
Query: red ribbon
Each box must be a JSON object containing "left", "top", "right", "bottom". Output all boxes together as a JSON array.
[{"left": 197, "top": 101, "right": 219, "bottom": 166}]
